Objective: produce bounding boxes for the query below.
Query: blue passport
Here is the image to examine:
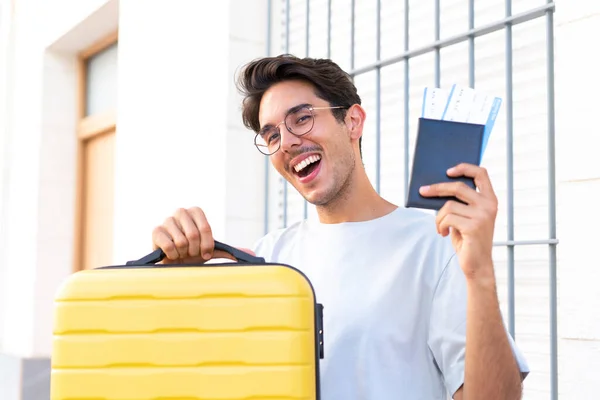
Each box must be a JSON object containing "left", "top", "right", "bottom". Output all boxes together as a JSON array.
[{"left": 405, "top": 118, "right": 484, "bottom": 211}]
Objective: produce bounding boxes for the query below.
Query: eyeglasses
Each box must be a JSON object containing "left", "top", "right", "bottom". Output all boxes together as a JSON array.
[{"left": 254, "top": 104, "right": 348, "bottom": 155}]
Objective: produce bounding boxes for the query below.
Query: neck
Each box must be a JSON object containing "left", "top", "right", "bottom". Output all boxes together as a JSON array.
[{"left": 315, "top": 163, "right": 397, "bottom": 224}]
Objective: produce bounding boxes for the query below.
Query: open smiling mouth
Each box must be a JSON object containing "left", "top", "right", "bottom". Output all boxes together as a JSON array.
[{"left": 293, "top": 154, "right": 322, "bottom": 179}]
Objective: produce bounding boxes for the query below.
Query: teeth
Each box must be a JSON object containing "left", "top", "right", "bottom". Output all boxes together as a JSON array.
[{"left": 294, "top": 155, "right": 321, "bottom": 173}]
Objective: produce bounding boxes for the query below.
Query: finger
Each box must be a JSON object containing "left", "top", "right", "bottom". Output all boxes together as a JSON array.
[
  {"left": 420, "top": 181, "right": 480, "bottom": 205},
  {"left": 438, "top": 213, "right": 472, "bottom": 237},
  {"left": 188, "top": 207, "right": 214, "bottom": 260},
  {"left": 176, "top": 208, "right": 200, "bottom": 258},
  {"left": 436, "top": 200, "right": 473, "bottom": 230},
  {"left": 447, "top": 163, "right": 495, "bottom": 198},
  {"left": 163, "top": 216, "right": 188, "bottom": 259},
  {"left": 152, "top": 226, "right": 179, "bottom": 261},
  {"left": 436, "top": 200, "right": 475, "bottom": 236}
]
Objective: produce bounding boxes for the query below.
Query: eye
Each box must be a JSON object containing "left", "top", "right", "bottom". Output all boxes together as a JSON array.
[
  {"left": 266, "top": 131, "right": 280, "bottom": 144},
  {"left": 296, "top": 115, "right": 312, "bottom": 125}
]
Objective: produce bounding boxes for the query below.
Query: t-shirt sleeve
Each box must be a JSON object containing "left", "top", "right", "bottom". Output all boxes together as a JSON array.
[{"left": 427, "top": 253, "right": 530, "bottom": 397}]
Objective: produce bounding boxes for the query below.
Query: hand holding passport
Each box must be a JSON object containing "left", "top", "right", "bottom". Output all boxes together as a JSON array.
[{"left": 405, "top": 84, "right": 502, "bottom": 211}]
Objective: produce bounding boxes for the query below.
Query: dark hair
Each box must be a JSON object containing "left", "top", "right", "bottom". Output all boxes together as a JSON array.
[{"left": 236, "top": 54, "right": 362, "bottom": 151}]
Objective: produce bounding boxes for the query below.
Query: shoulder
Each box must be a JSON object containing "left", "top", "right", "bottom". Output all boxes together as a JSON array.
[
  {"left": 251, "top": 220, "right": 306, "bottom": 260},
  {"left": 386, "top": 207, "right": 459, "bottom": 281},
  {"left": 389, "top": 206, "right": 437, "bottom": 232},
  {"left": 389, "top": 207, "right": 455, "bottom": 255}
]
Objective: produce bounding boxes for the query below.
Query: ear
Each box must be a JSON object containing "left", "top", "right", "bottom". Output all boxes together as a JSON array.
[{"left": 345, "top": 104, "right": 366, "bottom": 141}]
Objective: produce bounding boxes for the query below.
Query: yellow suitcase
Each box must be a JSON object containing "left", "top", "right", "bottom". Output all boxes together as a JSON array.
[{"left": 50, "top": 240, "right": 324, "bottom": 400}]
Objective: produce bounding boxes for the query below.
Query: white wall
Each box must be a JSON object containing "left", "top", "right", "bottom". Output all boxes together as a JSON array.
[
  {"left": 0, "top": 0, "right": 55, "bottom": 357},
  {"left": 225, "top": 0, "right": 271, "bottom": 246},
  {"left": 555, "top": 2, "right": 600, "bottom": 398},
  {"left": 0, "top": 0, "right": 13, "bottom": 349},
  {"left": 112, "top": 0, "right": 268, "bottom": 263}
]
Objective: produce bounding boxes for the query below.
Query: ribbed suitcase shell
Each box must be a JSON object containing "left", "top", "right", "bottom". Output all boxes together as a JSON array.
[{"left": 50, "top": 262, "right": 323, "bottom": 400}]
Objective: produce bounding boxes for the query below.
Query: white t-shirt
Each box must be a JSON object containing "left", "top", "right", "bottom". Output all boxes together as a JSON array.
[{"left": 253, "top": 206, "right": 529, "bottom": 400}]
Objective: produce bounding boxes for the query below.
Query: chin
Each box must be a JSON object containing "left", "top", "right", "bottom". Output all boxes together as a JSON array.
[
  {"left": 299, "top": 185, "right": 338, "bottom": 207},
  {"left": 286, "top": 158, "right": 347, "bottom": 206}
]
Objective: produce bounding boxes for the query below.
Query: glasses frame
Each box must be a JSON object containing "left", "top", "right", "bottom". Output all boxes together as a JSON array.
[{"left": 254, "top": 104, "right": 349, "bottom": 156}]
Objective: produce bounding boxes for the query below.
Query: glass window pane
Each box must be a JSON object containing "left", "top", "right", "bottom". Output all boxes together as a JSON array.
[{"left": 85, "top": 42, "right": 118, "bottom": 116}]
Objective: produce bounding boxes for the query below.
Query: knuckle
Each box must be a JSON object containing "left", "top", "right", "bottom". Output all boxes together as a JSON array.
[
  {"left": 164, "top": 216, "right": 176, "bottom": 226},
  {"left": 479, "top": 167, "right": 490, "bottom": 180},
  {"left": 201, "top": 222, "right": 212, "bottom": 233},
  {"left": 457, "top": 181, "right": 470, "bottom": 192},
  {"left": 162, "top": 240, "right": 176, "bottom": 253},
  {"left": 435, "top": 210, "right": 444, "bottom": 224},
  {"left": 187, "top": 229, "right": 200, "bottom": 241},
  {"left": 189, "top": 206, "right": 206, "bottom": 217},
  {"left": 491, "top": 194, "right": 499, "bottom": 206},
  {"left": 198, "top": 220, "right": 212, "bottom": 235},
  {"left": 439, "top": 200, "right": 453, "bottom": 212},
  {"left": 436, "top": 202, "right": 451, "bottom": 220},
  {"left": 173, "top": 235, "right": 188, "bottom": 248},
  {"left": 448, "top": 199, "right": 461, "bottom": 209},
  {"left": 151, "top": 225, "right": 163, "bottom": 238}
]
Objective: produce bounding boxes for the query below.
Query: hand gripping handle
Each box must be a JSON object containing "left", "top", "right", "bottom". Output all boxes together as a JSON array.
[{"left": 126, "top": 240, "right": 266, "bottom": 265}]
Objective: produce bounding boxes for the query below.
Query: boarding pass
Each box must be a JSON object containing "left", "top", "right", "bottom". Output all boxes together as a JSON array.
[{"left": 421, "top": 83, "right": 502, "bottom": 162}]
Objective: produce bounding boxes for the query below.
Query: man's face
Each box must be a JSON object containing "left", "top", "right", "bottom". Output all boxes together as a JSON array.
[{"left": 258, "top": 80, "right": 358, "bottom": 206}]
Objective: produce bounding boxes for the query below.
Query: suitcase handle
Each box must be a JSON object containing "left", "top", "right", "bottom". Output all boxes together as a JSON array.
[{"left": 126, "top": 240, "right": 266, "bottom": 265}]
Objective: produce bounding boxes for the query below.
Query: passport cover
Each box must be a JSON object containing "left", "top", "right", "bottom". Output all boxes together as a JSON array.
[{"left": 406, "top": 118, "right": 485, "bottom": 211}]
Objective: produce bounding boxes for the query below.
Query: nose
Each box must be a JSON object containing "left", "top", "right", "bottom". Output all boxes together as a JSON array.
[{"left": 280, "top": 126, "right": 302, "bottom": 153}]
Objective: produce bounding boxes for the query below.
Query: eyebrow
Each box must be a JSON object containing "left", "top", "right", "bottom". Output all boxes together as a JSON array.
[{"left": 259, "top": 103, "right": 311, "bottom": 136}]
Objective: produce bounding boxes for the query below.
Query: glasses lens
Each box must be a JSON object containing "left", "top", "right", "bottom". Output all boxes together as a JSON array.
[
  {"left": 255, "top": 128, "right": 279, "bottom": 155},
  {"left": 286, "top": 106, "right": 314, "bottom": 136}
]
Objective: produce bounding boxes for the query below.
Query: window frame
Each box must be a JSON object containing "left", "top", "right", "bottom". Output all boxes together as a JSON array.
[{"left": 72, "top": 30, "right": 118, "bottom": 273}]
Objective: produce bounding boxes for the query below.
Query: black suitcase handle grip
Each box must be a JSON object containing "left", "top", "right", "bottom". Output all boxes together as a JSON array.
[{"left": 126, "top": 240, "right": 266, "bottom": 266}]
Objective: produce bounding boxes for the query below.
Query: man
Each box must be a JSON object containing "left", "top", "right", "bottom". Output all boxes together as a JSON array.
[{"left": 151, "top": 54, "right": 529, "bottom": 399}]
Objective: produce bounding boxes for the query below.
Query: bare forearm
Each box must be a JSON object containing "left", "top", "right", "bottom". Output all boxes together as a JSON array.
[{"left": 463, "top": 268, "right": 522, "bottom": 399}]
